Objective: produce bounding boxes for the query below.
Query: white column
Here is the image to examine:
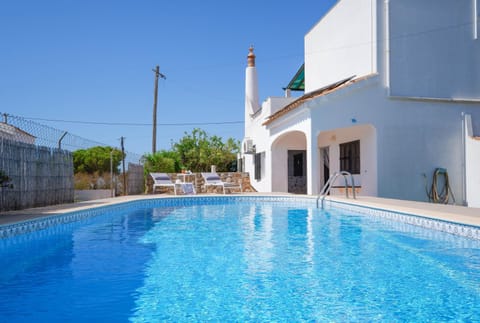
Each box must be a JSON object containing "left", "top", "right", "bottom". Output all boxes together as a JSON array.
[
  {"left": 306, "top": 126, "right": 320, "bottom": 195},
  {"left": 265, "top": 146, "right": 273, "bottom": 192}
]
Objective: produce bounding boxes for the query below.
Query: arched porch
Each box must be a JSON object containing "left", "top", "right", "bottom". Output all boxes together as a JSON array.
[
  {"left": 315, "top": 124, "right": 377, "bottom": 196},
  {"left": 271, "top": 131, "right": 308, "bottom": 193}
]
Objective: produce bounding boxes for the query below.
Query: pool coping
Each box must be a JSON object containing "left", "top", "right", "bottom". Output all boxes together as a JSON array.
[{"left": 1, "top": 194, "right": 479, "bottom": 239}]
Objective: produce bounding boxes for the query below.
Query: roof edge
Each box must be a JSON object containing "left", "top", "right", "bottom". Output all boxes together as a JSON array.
[{"left": 263, "top": 73, "right": 379, "bottom": 126}]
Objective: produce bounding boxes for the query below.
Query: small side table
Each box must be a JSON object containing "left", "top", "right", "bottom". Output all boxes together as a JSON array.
[
  {"left": 177, "top": 173, "right": 195, "bottom": 183},
  {"left": 176, "top": 173, "right": 196, "bottom": 195}
]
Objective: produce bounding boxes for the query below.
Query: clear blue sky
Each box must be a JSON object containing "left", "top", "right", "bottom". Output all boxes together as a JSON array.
[{"left": 0, "top": 0, "right": 337, "bottom": 156}]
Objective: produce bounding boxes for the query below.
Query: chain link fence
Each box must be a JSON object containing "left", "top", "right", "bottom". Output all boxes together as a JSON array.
[
  {"left": 1, "top": 112, "right": 145, "bottom": 210},
  {"left": 0, "top": 112, "right": 142, "bottom": 164}
]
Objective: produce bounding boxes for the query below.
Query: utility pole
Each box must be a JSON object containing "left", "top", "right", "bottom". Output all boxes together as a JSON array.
[
  {"left": 120, "top": 136, "right": 127, "bottom": 195},
  {"left": 110, "top": 150, "right": 114, "bottom": 197},
  {"left": 152, "top": 65, "right": 166, "bottom": 154}
]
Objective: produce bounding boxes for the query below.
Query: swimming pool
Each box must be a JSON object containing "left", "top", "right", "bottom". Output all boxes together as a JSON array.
[{"left": 0, "top": 196, "right": 479, "bottom": 321}]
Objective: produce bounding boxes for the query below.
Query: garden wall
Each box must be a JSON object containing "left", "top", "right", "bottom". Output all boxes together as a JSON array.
[{"left": 145, "top": 172, "right": 255, "bottom": 195}]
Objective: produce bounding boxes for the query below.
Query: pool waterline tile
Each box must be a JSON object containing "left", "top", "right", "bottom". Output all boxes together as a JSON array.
[
  {"left": 0, "top": 195, "right": 479, "bottom": 240},
  {"left": 326, "top": 199, "right": 480, "bottom": 241}
]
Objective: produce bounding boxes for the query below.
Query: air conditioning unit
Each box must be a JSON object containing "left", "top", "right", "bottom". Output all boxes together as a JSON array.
[{"left": 243, "top": 139, "right": 256, "bottom": 154}]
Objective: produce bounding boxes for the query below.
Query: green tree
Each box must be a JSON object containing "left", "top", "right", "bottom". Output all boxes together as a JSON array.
[
  {"left": 141, "top": 129, "right": 239, "bottom": 174},
  {"left": 142, "top": 150, "right": 180, "bottom": 174},
  {"left": 73, "top": 146, "right": 123, "bottom": 174},
  {"left": 172, "top": 128, "right": 239, "bottom": 172}
]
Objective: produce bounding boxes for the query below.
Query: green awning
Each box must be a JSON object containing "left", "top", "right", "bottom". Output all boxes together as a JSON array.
[{"left": 284, "top": 64, "right": 305, "bottom": 91}]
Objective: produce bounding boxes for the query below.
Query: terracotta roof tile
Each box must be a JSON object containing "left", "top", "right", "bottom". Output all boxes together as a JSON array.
[{"left": 262, "top": 74, "right": 376, "bottom": 126}]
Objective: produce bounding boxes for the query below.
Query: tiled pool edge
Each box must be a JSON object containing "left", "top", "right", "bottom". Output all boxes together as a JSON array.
[
  {"left": 326, "top": 199, "right": 480, "bottom": 241},
  {"left": 1, "top": 195, "right": 479, "bottom": 240},
  {"left": 0, "top": 196, "right": 301, "bottom": 239}
]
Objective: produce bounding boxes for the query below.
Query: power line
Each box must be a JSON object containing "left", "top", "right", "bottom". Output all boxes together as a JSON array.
[{"left": 16, "top": 115, "right": 244, "bottom": 126}]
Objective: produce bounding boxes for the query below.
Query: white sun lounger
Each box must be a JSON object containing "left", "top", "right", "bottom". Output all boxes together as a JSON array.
[
  {"left": 150, "top": 173, "right": 177, "bottom": 195},
  {"left": 201, "top": 172, "right": 242, "bottom": 194}
]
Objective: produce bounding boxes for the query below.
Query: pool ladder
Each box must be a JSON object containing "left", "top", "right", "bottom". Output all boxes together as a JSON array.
[{"left": 316, "top": 171, "right": 356, "bottom": 209}]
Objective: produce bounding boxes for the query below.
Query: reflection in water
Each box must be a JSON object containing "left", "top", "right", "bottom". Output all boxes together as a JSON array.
[
  {"left": 242, "top": 204, "right": 274, "bottom": 275},
  {"left": 152, "top": 207, "right": 175, "bottom": 221},
  {"left": 288, "top": 209, "right": 308, "bottom": 236},
  {"left": 288, "top": 209, "right": 315, "bottom": 265},
  {"left": 0, "top": 208, "right": 158, "bottom": 321}
]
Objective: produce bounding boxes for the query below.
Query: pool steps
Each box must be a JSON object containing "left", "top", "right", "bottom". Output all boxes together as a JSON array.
[{"left": 317, "top": 171, "right": 356, "bottom": 208}]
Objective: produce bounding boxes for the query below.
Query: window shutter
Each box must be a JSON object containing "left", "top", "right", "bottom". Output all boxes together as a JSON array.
[
  {"left": 339, "top": 140, "right": 360, "bottom": 174},
  {"left": 254, "top": 153, "right": 262, "bottom": 180}
]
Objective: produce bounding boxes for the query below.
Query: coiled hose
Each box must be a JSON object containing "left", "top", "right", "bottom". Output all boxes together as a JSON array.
[{"left": 425, "top": 168, "right": 455, "bottom": 204}]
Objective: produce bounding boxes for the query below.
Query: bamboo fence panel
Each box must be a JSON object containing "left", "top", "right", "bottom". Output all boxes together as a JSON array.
[{"left": 0, "top": 138, "right": 74, "bottom": 212}]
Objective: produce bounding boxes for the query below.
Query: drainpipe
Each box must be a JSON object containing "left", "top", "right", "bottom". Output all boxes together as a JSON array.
[
  {"left": 461, "top": 112, "right": 467, "bottom": 206},
  {"left": 384, "top": 0, "right": 390, "bottom": 94},
  {"left": 474, "top": 0, "right": 478, "bottom": 40}
]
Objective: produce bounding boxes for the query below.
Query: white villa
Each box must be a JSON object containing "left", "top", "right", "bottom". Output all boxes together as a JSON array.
[{"left": 241, "top": 0, "right": 480, "bottom": 207}]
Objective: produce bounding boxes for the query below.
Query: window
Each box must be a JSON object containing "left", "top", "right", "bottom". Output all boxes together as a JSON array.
[
  {"left": 339, "top": 140, "right": 360, "bottom": 174},
  {"left": 254, "top": 152, "right": 262, "bottom": 180}
]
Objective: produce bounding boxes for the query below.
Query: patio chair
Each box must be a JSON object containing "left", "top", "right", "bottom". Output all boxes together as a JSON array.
[
  {"left": 150, "top": 173, "right": 177, "bottom": 195},
  {"left": 201, "top": 172, "right": 242, "bottom": 194}
]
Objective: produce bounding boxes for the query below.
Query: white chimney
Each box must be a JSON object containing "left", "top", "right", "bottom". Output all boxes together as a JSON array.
[{"left": 245, "top": 46, "right": 260, "bottom": 116}]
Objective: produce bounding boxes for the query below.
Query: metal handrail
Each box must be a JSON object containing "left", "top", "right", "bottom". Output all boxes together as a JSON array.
[{"left": 316, "top": 171, "right": 356, "bottom": 208}]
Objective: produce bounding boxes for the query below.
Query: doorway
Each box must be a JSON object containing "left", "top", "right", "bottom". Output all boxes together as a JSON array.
[
  {"left": 320, "top": 147, "right": 330, "bottom": 189},
  {"left": 287, "top": 150, "right": 307, "bottom": 194}
]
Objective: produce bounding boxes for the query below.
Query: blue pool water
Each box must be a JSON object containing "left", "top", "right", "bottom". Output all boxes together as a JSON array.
[{"left": 1, "top": 198, "right": 480, "bottom": 322}]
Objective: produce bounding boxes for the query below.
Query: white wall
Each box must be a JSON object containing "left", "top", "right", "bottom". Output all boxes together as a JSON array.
[
  {"left": 242, "top": 0, "right": 480, "bottom": 202},
  {"left": 388, "top": 0, "right": 480, "bottom": 99},
  {"left": 304, "top": 0, "right": 377, "bottom": 92},
  {"left": 243, "top": 98, "right": 296, "bottom": 193},
  {"left": 375, "top": 100, "right": 466, "bottom": 203},
  {"left": 306, "top": 76, "right": 480, "bottom": 202},
  {"left": 465, "top": 114, "right": 480, "bottom": 207},
  {"left": 266, "top": 96, "right": 296, "bottom": 116}
]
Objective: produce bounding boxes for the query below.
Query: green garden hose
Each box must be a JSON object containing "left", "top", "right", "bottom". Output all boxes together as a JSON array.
[{"left": 425, "top": 168, "right": 455, "bottom": 204}]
